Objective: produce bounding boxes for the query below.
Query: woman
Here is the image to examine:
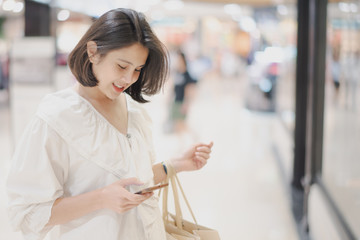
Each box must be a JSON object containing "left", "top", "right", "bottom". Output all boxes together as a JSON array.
[{"left": 6, "top": 8, "right": 213, "bottom": 240}]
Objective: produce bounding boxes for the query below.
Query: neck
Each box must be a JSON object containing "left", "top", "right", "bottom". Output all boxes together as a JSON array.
[{"left": 74, "top": 83, "right": 118, "bottom": 105}]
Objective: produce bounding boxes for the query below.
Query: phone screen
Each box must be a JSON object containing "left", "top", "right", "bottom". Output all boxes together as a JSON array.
[{"left": 135, "top": 183, "right": 168, "bottom": 194}]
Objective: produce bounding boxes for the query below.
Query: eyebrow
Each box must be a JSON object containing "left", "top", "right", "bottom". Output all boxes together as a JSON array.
[{"left": 118, "top": 59, "right": 146, "bottom": 68}]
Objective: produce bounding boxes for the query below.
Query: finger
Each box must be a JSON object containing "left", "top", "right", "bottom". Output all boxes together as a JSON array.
[
  {"left": 126, "top": 193, "right": 147, "bottom": 202},
  {"left": 118, "top": 203, "right": 140, "bottom": 213},
  {"left": 194, "top": 155, "right": 207, "bottom": 165},
  {"left": 196, "top": 146, "right": 212, "bottom": 154},
  {"left": 124, "top": 197, "right": 144, "bottom": 206},
  {"left": 195, "top": 151, "right": 210, "bottom": 160},
  {"left": 125, "top": 196, "right": 150, "bottom": 208},
  {"left": 128, "top": 191, "right": 153, "bottom": 202},
  {"left": 139, "top": 192, "right": 154, "bottom": 200},
  {"left": 119, "top": 177, "right": 144, "bottom": 187},
  {"left": 195, "top": 141, "right": 213, "bottom": 149},
  {"left": 126, "top": 195, "right": 142, "bottom": 203}
]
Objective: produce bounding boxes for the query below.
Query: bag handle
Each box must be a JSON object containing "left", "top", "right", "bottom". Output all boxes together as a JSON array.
[
  {"left": 162, "top": 163, "right": 183, "bottom": 229},
  {"left": 174, "top": 174, "right": 199, "bottom": 227},
  {"left": 162, "top": 163, "right": 199, "bottom": 230}
]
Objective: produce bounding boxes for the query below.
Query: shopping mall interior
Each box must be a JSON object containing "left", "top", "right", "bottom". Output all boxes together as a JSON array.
[{"left": 0, "top": 0, "right": 358, "bottom": 239}]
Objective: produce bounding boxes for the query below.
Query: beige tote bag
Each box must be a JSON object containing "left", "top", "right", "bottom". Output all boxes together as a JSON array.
[{"left": 161, "top": 171, "right": 221, "bottom": 240}]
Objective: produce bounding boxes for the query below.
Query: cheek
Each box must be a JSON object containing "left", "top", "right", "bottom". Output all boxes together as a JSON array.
[
  {"left": 99, "top": 66, "right": 119, "bottom": 82},
  {"left": 92, "top": 63, "right": 110, "bottom": 81},
  {"left": 133, "top": 72, "right": 141, "bottom": 82}
]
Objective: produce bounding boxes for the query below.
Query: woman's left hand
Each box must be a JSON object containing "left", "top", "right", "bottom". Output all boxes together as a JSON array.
[{"left": 171, "top": 142, "right": 214, "bottom": 173}]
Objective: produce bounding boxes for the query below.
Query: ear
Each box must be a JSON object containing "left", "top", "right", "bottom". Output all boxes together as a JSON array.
[{"left": 87, "top": 41, "right": 99, "bottom": 63}]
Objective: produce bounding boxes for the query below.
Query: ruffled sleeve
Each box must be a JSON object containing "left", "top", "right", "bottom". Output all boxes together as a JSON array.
[{"left": 6, "top": 116, "right": 69, "bottom": 240}]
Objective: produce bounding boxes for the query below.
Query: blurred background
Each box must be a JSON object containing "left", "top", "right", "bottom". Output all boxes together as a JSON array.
[{"left": 0, "top": 0, "right": 359, "bottom": 239}]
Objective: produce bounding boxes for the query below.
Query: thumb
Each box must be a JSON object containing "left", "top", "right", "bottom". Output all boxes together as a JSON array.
[
  {"left": 119, "top": 177, "right": 143, "bottom": 187},
  {"left": 205, "top": 141, "right": 214, "bottom": 148}
]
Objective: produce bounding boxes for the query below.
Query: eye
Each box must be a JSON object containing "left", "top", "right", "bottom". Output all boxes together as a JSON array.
[
  {"left": 135, "top": 68, "right": 142, "bottom": 72},
  {"left": 118, "top": 65, "right": 126, "bottom": 70}
]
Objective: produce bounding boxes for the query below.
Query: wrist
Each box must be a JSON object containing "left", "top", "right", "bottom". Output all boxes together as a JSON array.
[
  {"left": 160, "top": 160, "right": 180, "bottom": 179},
  {"left": 97, "top": 188, "right": 108, "bottom": 210},
  {"left": 167, "top": 158, "right": 181, "bottom": 174}
]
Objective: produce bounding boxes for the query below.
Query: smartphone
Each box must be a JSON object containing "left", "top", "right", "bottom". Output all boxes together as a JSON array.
[{"left": 135, "top": 183, "right": 169, "bottom": 194}]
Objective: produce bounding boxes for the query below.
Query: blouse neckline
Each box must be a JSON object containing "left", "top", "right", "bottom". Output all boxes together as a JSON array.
[{"left": 68, "top": 87, "right": 132, "bottom": 138}]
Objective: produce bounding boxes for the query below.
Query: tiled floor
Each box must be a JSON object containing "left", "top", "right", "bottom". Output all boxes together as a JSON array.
[{"left": 0, "top": 67, "right": 299, "bottom": 240}]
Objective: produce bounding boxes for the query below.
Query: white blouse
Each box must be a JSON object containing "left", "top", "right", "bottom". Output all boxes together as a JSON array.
[{"left": 6, "top": 88, "right": 166, "bottom": 240}]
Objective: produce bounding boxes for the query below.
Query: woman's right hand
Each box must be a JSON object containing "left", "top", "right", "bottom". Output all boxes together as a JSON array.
[{"left": 100, "top": 178, "right": 153, "bottom": 214}]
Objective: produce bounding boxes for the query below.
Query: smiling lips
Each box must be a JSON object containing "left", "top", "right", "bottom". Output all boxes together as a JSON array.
[{"left": 113, "top": 83, "right": 125, "bottom": 93}]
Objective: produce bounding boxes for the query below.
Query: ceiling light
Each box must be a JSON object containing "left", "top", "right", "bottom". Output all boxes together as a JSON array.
[
  {"left": 13, "top": 1, "right": 24, "bottom": 13},
  {"left": 57, "top": 9, "right": 70, "bottom": 21},
  {"left": 339, "top": 2, "right": 350, "bottom": 12},
  {"left": 3, "top": 0, "right": 16, "bottom": 11}
]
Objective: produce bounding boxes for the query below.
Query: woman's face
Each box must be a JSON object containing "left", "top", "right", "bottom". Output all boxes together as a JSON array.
[{"left": 90, "top": 42, "right": 149, "bottom": 100}]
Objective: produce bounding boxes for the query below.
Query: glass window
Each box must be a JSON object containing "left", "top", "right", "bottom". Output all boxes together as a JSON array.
[{"left": 322, "top": 2, "right": 360, "bottom": 238}]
